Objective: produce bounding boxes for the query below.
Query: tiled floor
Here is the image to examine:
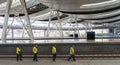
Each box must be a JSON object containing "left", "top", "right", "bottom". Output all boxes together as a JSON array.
[{"left": 0, "top": 58, "right": 120, "bottom": 65}]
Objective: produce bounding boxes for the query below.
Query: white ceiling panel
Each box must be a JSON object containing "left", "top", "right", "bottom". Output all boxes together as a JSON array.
[{"left": 39, "top": 0, "right": 109, "bottom": 11}]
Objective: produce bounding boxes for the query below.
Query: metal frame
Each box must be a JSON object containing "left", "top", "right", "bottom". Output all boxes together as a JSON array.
[
  {"left": 20, "top": 0, "right": 34, "bottom": 43},
  {"left": 69, "top": 15, "right": 80, "bottom": 38},
  {"left": 2, "top": 0, "right": 34, "bottom": 43},
  {"left": 2, "top": 0, "right": 12, "bottom": 43},
  {"left": 47, "top": 10, "right": 64, "bottom": 38}
]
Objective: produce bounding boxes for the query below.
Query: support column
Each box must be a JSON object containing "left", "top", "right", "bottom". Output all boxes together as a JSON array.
[
  {"left": 2, "top": 0, "right": 13, "bottom": 43},
  {"left": 85, "top": 22, "right": 88, "bottom": 39},
  {"left": 7, "top": 16, "right": 15, "bottom": 35},
  {"left": 102, "top": 24, "right": 104, "bottom": 42},
  {"left": 44, "top": 29, "right": 47, "bottom": 42},
  {"left": 69, "top": 15, "right": 73, "bottom": 31},
  {"left": 56, "top": 11, "right": 64, "bottom": 37},
  {"left": 47, "top": 10, "right": 63, "bottom": 38},
  {"left": 73, "top": 24, "right": 75, "bottom": 38},
  {"left": 11, "top": 28, "right": 14, "bottom": 43},
  {"left": 47, "top": 9, "right": 52, "bottom": 38},
  {"left": 44, "top": 30, "right": 47, "bottom": 38},
  {"left": 89, "top": 21, "right": 93, "bottom": 31},
  {"left": 20, "top": 0, "right": 34, "bottom": 43},
  {"left": 75, "top": 16, "right": 79, "bottom": 38}
]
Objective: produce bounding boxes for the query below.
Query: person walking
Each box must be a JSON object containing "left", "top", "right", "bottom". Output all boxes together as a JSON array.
[
  {"left": 68, "top": 45, "right": 76, "bottom": 61},
  {"left": 32, "top": 45, "right": 38, "bottom": 61},
  {"left": 52, "top": 45, "right": 57, "bottom": 61},
  {"left": 16, "top": 46, "right": 22, "bottom": 61}
]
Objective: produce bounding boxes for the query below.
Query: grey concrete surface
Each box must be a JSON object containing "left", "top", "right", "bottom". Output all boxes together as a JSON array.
[{"left": 0, "top": 58, "right": 120, "bottom": 65}]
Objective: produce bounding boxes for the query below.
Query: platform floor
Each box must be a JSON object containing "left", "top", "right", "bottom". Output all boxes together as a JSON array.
[{"left": 0, "top": 58, "right": 120, "bottom": 65}]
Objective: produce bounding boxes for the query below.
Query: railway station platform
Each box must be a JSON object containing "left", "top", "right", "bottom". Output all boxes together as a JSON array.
[
  {"left": 1, "top": 41, "right": 120, "bottom": 65},
  {"left": 0, "top": 58, "right": 120, "bottom": 65}
]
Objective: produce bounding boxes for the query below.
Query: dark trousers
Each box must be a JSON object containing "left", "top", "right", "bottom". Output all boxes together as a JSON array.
[
  {"left": 68, "top": 55, "right": 76, "bottom": 61},
  {"left": 16, "top": 54, "right": 22, "bottom": 61},
  {"left": 52, "top": 54, "right": 56, "bottom": 61},
  {"left": 33, "top": 53, "right": 38, "bottom": 61}
]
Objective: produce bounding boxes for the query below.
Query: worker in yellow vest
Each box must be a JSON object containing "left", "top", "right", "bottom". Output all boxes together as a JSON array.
[
  {"left": 68, "top": 45, "right": 76, "bottom": 61},
  {"left": 52, "top": 45, "right": 57, "bottom": 61},
  {"left": 16, "top": 46, "right": 22, "bottom": 61},
  {"left": 33, "top": 45, "right": 38, "bottom": 61}
]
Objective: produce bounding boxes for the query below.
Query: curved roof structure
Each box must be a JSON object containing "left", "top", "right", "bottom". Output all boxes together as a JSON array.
[
  {"left": 0, "top": 0, "right": 120, "bottom": 27},
  {"left": 1, "top": 0, "right": 120, "bottom": 43}
]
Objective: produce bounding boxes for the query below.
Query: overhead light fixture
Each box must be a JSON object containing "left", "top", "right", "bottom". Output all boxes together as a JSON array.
[{"left": 80, "top": 0, "right": 118, "bottom": 8}]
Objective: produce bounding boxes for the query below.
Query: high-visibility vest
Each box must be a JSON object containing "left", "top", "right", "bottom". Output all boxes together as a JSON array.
[
  {"left": 16, "top": 47, "right": 21, "bottom": 54},
  {"left": 52, "top": 46, "right": 56, "bottom": 54},
  {"left": 33, "top": 46, "right": 38, "bottom": 54},
  {"left": 70, "top": 47, "right": 74, "bottom": 55}
]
